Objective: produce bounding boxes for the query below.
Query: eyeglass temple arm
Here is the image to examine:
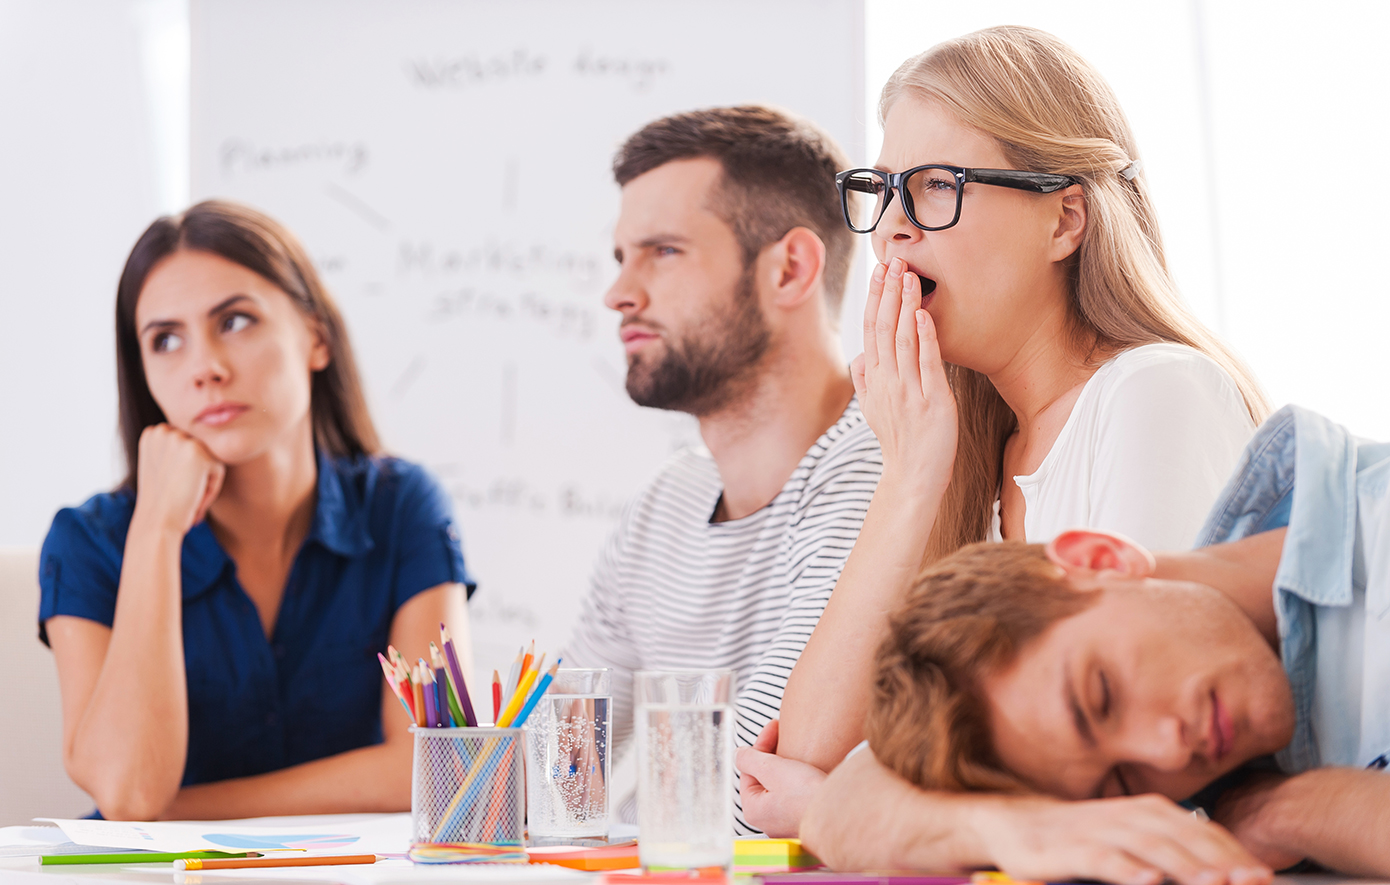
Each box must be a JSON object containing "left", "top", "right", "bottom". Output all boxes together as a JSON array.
[
  {"left": 842, "top": 177, "right": 885, "bottom": 195},
  {"left": 966, "top": 168, "right": 1076, "bottom": 193}
]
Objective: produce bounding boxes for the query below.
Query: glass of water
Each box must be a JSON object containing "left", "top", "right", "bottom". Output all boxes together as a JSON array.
[
  {"left": 525, "top": 668, "right": 611, "bottom": 845},
  {"left": 634, "top": 669, "right": 736, "bottom": 875}
]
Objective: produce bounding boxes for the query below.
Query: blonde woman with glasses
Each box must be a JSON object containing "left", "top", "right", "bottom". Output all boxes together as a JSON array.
[{"left": 738, "top": 26, "right": 1275, "bottom": 885}]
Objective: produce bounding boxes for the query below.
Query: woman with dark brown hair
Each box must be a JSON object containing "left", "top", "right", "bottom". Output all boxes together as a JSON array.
[{"left": 38, "top": 200, "right": 474, "bottom": 820}]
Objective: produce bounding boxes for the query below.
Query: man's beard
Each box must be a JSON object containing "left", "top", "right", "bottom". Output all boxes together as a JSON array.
[{"left": 624, "top": 269, "right": 770, "bottom": 417}]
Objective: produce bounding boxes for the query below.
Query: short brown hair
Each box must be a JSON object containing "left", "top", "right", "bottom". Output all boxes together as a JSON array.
[
  {"left": 865, "top": 541, "right": 1098, "bottom": 793},
  {"left": 612, "top": 105, "right": 853, "bottom": 317},
  {"left": 116, "top": 200, "right": 380, "bottom": 492}
]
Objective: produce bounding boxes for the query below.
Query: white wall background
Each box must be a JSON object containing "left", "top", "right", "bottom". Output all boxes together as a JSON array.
[
  {"left": 2, "top": 0, "right": 1387, "bottom": 613},
  {"left": 185, "top": 0, "right": 865, "bottom": 679}
]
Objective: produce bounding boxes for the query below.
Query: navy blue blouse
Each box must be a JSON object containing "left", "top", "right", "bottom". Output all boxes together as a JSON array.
[{"left": 38, "top": 451, "right": 473, "bottom": 787}]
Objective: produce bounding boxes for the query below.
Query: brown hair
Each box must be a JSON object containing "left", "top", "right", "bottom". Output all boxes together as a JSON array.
[
  {"left": 865, "top": 541, "right": 1098, "bottom": 792},
  {"left": 613, "top": 104, "right": 854, "bottom": 318},
  {"left": 115, "top": 199, "right": 380, "bottom": 492},
  {"left": 879, "top": 27, "right": 1270, "bottom": 560}
]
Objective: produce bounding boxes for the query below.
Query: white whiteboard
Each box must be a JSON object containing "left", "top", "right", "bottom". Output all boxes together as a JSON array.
[{"left": 190, "top": 0, "right": 866, "bottom": 692}]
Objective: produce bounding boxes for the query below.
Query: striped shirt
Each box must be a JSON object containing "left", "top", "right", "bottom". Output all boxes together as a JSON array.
[{"left": 564, "top": 397, "right": 882, "bottom": 833}]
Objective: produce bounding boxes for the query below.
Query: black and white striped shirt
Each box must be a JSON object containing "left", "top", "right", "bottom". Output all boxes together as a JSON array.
[{"left": 565, "top": 397, "right": 882, "bottom": 833}]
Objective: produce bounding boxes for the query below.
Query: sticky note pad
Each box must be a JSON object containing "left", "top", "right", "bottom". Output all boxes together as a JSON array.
[
  {"left": 734, "top": 838, "right": 822, "bottom": 872},
  {"left": 528, "top": 841, "right": 640, "bottom": 871}
]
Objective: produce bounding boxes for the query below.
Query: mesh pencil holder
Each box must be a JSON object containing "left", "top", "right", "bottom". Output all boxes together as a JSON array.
[{"left": 411, "top": 726, "right": 526, "bottom": 845}]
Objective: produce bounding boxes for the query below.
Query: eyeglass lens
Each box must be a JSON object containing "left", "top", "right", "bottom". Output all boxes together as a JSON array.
[{"left": 841, "top": 167, "right": 961, "bottom": 232}]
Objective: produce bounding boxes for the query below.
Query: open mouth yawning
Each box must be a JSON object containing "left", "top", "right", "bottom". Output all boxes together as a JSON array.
[{"left": 914, "top": 273, "right": 938, "bottom": 300}]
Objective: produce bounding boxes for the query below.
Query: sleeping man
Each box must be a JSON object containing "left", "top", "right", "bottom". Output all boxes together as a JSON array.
[{"left": 797, "top": 405, "right": 1389, "bottom": 880}]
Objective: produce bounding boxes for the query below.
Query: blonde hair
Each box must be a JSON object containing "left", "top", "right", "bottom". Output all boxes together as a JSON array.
[{"left": 881, "top": 26, "right": 1270, "bottom": 560}]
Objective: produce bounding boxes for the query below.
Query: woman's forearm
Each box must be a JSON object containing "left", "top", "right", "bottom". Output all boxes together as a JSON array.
[
  {"left": 1248, "top": 768, "right": 1390, "bottom": 875},
  {"left": 801, "top": 749, "right": 986, "bottom": 870},
  {"left": 163, "top": 737, "right": 414, "bottom": 820},
  {"left": 63, "top": 517, "right": 190, "bottom": 820},
  {"left": 777, "top": 474, "right": 943, "bottom": 771}
]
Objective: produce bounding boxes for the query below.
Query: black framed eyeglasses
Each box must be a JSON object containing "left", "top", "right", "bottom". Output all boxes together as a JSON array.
[{"left": 835, "top": 164, "right": 1079, "bottom": 233}]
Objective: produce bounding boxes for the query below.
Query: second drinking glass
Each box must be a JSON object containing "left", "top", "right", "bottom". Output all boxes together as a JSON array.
[{"left": 634, "top": 668, "right": 737, "bottom": 875}]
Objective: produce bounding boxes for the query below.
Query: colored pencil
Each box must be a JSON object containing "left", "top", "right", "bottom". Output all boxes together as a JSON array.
[
  {"left": 435, "top": 630, "right": 462, "bottom": 724},
  {"left": 175, "top": 855, "right": 378, "bottom": 871},
  {"left": 480, "top": 739, "right": 516, "bottom": 840},
  {"left": 378, "top": 653, "right": 414, "bottom": 719},
  {"left": 43, "top": 851, "right": 261, "bottom": 866},
  {"left": 497, "top": 654, "right": 543, "bottom": 727},
  {"left": 421, "top": 661, "right": 439, "bottom": 728},
  {"left": 441, "top": 624, "right": 478, "bottom": 727},
  {"left": 411, "top": 663, "right": 427, "bottom": 727},
  {"left": 518, "top": 641, "right": 534, "bottom": 692},
  {"left": 756, "top": 877, "right": 970, "bottom": 885},
  {"left": 429, "top": 643, "right": 459, "bottom": 726},
  {"left": 491, "top": 670, "right": 502, "bottom": 723},
  {"left": 389, "top": 645, "right": 418, "bottom": 721},
  {"left": 512, "top": 659, "right": 561, "bottom": 728},
  {"left": 431, "top": 662, "right": 447, "bottom": 727},
  {"left": 502, "top": 645, "right": 524, "bottom": 707},
  {"left": 437, "top": 671, "right": 452, "bottom": 726}
]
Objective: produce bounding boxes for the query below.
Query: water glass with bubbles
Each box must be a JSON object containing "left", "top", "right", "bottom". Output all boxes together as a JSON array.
[
  {"left": 525, "top": 668, "right": 612, "bottom": 844},
  {"left": 634, "top": 669, "right": 736, "bottom": 875}
]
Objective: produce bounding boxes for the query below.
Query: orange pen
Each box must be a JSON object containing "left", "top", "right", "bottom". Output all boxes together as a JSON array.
[{"left": 176, "top": 855, "right": 377, "bottom": 871}]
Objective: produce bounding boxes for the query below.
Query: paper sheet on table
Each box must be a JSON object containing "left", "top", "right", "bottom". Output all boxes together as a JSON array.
[
  {"left": 179, "top": 859, "right": 591, "bottom": 883},
  {"left": 38, "top": 812, "right": 412, "bottom": 855}
]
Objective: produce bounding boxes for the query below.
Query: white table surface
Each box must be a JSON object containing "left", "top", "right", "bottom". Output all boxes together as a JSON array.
[{"left": 1, "top": 815, "right": 1385, "bottom": 885}]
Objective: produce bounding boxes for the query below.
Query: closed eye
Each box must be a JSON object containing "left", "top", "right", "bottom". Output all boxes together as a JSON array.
[{"left": 1113, "top": 766, "right": 1133, "bottom": 796}]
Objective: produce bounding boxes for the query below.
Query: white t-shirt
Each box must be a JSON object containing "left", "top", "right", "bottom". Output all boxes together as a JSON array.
[
  {"left": 991, "top": 343, "right": 1256, "bottom": 550},
  {"left": 564, "top": 397, "right": 882, "bottom": 833}
]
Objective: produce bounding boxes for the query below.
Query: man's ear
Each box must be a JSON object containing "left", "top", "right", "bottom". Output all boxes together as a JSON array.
[
  {"left": 762, "top": 226, "right": 826, "bottom": 310},
  {"left": 1045, "top": 529, "right": 1155, "bottom": 577}
]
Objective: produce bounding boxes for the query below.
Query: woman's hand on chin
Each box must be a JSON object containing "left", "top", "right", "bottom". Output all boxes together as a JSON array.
[
  {"left": 852, "top": 257, "right": 957, "bottom": 490},
  {"left": 132, "top": 424, "right": 226, "bottom": 536}
]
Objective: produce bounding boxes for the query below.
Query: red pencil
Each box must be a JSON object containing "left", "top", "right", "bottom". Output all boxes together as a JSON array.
[
  {"left": 411, "top": 663, "right": 427, "bottom": 728},
  {"left": 491, "top": 670, "right": 502, "bottom": 723}
]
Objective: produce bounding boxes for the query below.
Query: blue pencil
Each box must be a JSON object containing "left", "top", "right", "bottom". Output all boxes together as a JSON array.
[
  {"left": 435, "top": 667, "right": 451, "bottom": 726},
  {"left": 512, "top": 658, "right": 561, "bottom": 728}
]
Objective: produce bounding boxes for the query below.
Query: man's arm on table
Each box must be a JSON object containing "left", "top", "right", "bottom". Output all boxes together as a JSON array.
[
  {"left": 1216, "top": 767, "right": 1390, "bottom": 876},
  {"left": 801, "top": 747, "right": 1273, "bottom": 885}
]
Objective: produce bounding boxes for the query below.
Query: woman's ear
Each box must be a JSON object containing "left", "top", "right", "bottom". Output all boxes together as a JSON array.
[
  {"left": 1049, "top": 184, "right": 1087, "bottom": 263},
  {"left": 1046, "top": 529, "right": 1155, "bottom": 577},
  {"left": 307, "top": 321, "right": 331, "bottom": 372}
]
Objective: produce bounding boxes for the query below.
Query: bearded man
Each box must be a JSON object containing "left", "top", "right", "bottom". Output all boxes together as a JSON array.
[{"left": 564, "top": 106, "right": 882, "bottom": 833}]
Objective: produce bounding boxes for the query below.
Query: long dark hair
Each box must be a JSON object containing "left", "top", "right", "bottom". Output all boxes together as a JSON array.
[{"left": 116, "top": 199, "right": 380, "bottom": 492}]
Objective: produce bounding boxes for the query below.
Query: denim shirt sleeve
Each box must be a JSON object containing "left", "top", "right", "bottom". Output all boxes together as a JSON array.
[{"left": 1194, "top": 405, "right": 1360, "bottom": 773}]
